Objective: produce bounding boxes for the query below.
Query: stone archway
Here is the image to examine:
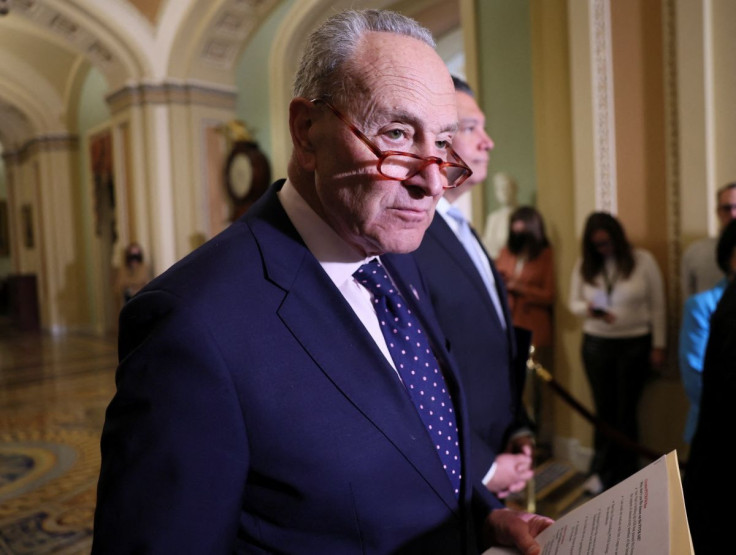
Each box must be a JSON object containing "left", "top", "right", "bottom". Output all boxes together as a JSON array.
[{"left": 0, "top": 0, "right": 150, "bottom": 333}]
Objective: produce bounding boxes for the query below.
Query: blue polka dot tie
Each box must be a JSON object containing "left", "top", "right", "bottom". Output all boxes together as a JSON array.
[{"left": 354, "top": 259, "right": 461, "bottom": 497}]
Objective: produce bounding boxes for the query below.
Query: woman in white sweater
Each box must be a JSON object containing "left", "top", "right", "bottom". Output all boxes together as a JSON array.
[{"left": 569, "top": 212, "right": 666, "bottom": 492}]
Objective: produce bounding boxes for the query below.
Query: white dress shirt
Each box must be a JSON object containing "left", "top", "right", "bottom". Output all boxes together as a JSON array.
[{"left": 278, "top": 180, "right": 397, "bottom": 369}]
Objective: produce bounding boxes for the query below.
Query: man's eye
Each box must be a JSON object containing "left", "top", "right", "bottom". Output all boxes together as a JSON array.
[
  {"left": 436, "top": 140, "right": 450, "bottom": 149},
  {"left": 385, "top": 129, "right": 406, "bottom": 140}
]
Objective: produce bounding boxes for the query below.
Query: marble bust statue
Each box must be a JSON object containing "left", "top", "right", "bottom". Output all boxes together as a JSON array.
[{"left": 482, "top": 172, "right": 518, "bottom": 259}]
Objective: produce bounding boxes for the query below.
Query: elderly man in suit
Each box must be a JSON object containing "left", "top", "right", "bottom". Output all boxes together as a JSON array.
[
  {"left": 413, "top": 76, "right": 535, "bottom": 502},
  {"left": 92, "top": 10, "right": 551, "bottom": 554}
]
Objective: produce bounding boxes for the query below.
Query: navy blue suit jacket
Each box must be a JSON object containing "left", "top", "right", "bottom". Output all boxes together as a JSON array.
[
  {"left": 93, "top": 182, "right": 492, "bottom": 554},
  {"left": 413, "top": 214, "right": 531, "bottom": 489}
]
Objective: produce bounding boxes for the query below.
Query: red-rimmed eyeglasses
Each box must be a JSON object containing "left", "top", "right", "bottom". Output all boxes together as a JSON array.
[{"left": 311, "top": 98, "right": 472, "bottom": 189}]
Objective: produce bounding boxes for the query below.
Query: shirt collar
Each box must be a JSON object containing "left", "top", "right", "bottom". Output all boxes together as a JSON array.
[
  {"left": 436, "top": 196, "right": 452, "bottom": 217},
  {"left": 435, "top": 196, "right": 461, "bottom": 234},
  {"left": 278, "top": 180, "right": 375, "bottom": 288}
]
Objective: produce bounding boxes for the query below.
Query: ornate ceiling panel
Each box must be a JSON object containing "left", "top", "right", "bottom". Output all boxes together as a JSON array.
[
  {"left": 199, "top": 0, "right": 278, "bottom": 70},
  {"left": 10, "top": 0, "right": 120, "bottom": 72}
]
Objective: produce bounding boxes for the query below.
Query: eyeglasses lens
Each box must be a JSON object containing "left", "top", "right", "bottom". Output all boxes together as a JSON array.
[
  {"left": 378, "top": 155, "right": 416, "bottom": 180},
  {"left": 379, "top": 154, "right": 467, "bottom": 188}
]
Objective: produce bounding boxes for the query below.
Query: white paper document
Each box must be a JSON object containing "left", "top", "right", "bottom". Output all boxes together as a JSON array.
[{"left": 483, "top": 451, "right": 692, "bottom": 555}]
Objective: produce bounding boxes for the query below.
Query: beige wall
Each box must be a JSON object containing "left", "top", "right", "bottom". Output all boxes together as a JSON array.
[
  {"left": 611, "top": 0, "right": 688, "bottom": 459},
  {"left": 483, "top": 0, "right": 692, "bottom": 466},
  {"left": 529, "top": 0, "right": 586, "bottom": 460}
]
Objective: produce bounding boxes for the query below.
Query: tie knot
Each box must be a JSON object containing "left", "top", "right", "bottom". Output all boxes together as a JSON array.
[{"left": 354, "top": 259, "right": 395, "bottom": 298}]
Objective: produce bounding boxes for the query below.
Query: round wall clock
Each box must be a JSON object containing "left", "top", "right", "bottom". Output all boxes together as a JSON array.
[
  {"left": 228, "top": 152, "right": 253, "bottom": 199},
  {"left": 224, "top": 140, "right": 271, "bottom": 220}
]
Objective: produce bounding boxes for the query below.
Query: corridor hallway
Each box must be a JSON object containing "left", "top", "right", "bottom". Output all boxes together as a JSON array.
[{"left": 0, "top": 319, "right": 116, "bottom": 554}]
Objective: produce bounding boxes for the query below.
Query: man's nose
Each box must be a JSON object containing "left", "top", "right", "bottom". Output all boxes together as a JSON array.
[
  {"left": 480, "top": 129, "right": 495, "bottom": 151},
  {"left": 414, "top": 161, "right": 446, "bottom": 197}
]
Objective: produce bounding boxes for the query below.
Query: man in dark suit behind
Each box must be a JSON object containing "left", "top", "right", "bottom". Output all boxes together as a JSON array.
[
  {"left": 682, "top": 218, "right": 736, "bottom": 555},
  {"left": 92, "top": 10, "right": 551, "bottom": 554},
  {"left": 413, "top": 77, "right": 535, "bottom": 502}
]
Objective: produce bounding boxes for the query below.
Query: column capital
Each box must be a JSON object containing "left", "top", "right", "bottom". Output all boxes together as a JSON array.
[{"left": 106, "top": 81, "right": 237, "bottom": 114}]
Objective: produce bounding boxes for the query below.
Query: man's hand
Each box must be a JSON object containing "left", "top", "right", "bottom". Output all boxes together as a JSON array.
[
  {"left": 507, "top": 435, "right": 534, "bottom": 456},
  {"left": 483, "top": 508, "right": 554, "bottom": 555},
  {"left": 486, "top": 453, "right": 534, "bottom": 498}
]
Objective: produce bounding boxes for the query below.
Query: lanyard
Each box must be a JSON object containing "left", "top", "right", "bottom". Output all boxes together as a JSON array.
[{"left": 602, "top": 265, "right": 617, "bottom": 305}]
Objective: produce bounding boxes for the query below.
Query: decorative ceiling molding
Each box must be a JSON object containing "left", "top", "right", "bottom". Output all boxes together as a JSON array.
[
  {"left": 198, "top": 0, "right": 280, "bottom": 70},
  {"left": 11, "top": 0, "right": 121, "bottom": 73},
  {"left": 2, "top": 133, "right": 78, "bottom": 164},
  {"left": 589, "top": 0, "right": 618, "bottom": 214},
  {"left": 106, "top": 82, "right": 237, "bottom": 115}
]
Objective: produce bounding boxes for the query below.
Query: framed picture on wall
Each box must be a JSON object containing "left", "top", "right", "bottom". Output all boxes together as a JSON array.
[
  {"left": 0, "top": 201, "right": 9, "bottom": 256},
  {"left": 21, "top": 204, "right": 34, "bottom": 249},
  {"left": 89, "top": 129, "right": 116, "bottom": 240}
]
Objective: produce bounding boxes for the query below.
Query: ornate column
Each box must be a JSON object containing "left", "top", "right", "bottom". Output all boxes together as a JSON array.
[{"left": 106, "top": 82, "right": 236, "bottom": 275}]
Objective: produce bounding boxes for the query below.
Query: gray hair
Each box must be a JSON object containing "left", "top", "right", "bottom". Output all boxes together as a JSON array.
[{"left": 292, "top": 9, "right": 435, "bottom": 105}]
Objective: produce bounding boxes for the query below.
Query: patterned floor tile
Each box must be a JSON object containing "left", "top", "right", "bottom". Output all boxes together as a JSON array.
[{"left": 0, "top": 323, "right": 116, "bottom": 554}]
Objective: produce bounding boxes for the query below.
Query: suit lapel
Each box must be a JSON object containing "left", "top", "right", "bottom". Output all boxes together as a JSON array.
[
  {"left": 382, "top": 253, "right": 454, "bottom": 361},
  {"left": 428, "top": 216, "right": 517, "bottom": 367},
  {"left": 428, "top": 217, "right": 505, "bottom": 330},
  {"left": 246, "top": 186, "right": 459, "bottom": 511},
  {"left": 480, "top": 235, "right": 517, "bottom": 361}
]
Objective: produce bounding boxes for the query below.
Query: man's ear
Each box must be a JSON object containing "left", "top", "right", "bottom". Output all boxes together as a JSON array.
[{"left": 289, "top": 98, "right": 317, "bottom": 171}]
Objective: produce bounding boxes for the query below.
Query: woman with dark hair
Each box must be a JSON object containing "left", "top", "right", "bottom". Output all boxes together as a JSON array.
[
  {"left": 568, "top": 212, "right": 666, "bottom": 493},
  {"left": 496, "top": 206, "right": 555, "bottom": 443},
  {"left": 496, "top": 206, "right": 555, "bottom": 359}
]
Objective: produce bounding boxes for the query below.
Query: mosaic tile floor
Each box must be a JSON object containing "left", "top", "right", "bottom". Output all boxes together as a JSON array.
[{"left": 0, "top": 320, "right": 117, "bottom": 554}]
